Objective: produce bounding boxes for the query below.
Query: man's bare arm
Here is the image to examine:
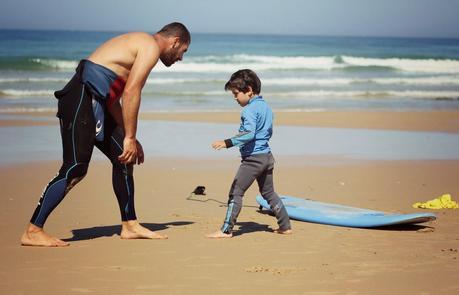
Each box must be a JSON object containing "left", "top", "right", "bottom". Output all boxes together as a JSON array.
[
  {"left": 108, "top": 100, "right": 145, "bottom": 165},
  {"left": 118, "top": 37, "right": 159, "bottom": 164}
]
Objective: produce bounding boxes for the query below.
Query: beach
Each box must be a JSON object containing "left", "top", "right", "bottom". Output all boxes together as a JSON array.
[
  {"left": 1, "top": 29, "right": 459, "bottom": 294},
  {"left": 1, "top": 110, "right": 458, "bottom": 294}
]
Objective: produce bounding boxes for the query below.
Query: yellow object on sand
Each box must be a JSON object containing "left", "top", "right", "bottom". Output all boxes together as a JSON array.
[{"left": 413, "top": 194, "right": 459, "bottom": 209}]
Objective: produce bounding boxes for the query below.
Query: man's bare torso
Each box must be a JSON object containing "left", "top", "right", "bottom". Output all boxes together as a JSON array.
[{"left": 88, "top": 32, "right": 159, "bottom": 80}]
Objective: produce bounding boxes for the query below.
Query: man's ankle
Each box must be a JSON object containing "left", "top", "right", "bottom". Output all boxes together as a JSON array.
[
  {"left": 26, "top": 223, "right": 43, "bottom": 234},
  {"left": 123, "top": 220, "right": 140, "bottom": 228}
]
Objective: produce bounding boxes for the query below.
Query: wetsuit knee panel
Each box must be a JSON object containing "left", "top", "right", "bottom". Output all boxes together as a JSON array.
[
  {"left": 62, "top": 163, "right": 88, "bottom": 193},
  {"left": 67, "top": 163, "right": 89, "bottom": 181}
]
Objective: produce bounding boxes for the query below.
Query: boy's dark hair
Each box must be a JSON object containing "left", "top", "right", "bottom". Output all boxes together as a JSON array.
[
  {"left": 224, "top": 69, "right": 261, "bottom": 94},
  {"left": 157, "top": 22, "right": 191, "bottom": 44}
]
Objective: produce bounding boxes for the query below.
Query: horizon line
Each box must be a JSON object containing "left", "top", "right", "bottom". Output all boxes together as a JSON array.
[{"left": 1, "top": 27, "right": 458, "bottom": 41}]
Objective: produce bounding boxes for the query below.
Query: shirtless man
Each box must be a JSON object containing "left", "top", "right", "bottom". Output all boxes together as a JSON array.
[{"left": 20, "top": 22, "right": 190, "bottom": 247}]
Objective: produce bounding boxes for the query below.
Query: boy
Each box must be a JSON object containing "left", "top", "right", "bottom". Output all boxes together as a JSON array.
[{"left": 206, "top": 69, "right": 292, "bottom": 238}]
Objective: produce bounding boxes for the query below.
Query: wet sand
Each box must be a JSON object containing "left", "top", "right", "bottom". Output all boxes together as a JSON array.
[{"left": 4, "top": 109, "right": 459, "bottom": 133}]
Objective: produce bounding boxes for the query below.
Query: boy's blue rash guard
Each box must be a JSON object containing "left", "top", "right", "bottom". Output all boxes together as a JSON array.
[{"left": 224, "top": 96, "right": 273, "bottom": 157}]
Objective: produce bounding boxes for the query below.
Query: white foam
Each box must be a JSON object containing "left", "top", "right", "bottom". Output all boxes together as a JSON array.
[
  {"left": 0, "top": 107, "right": 57, "bottom": 113},
  {"left": 27, "top": 56, "right": 459, "bottom": 75},
  {"left": 263, "top": 76, "right": 459, "bottom": 86},
  {"left": 268, "top": 90, "right": 459, "bottom": 99},
  {"left": 263, "top": 78, "right": 354, "bottom": 86},
  {"left": 2, "top": 75, "right": 457, "bottom": 88},
  {"left": 155, "top": 55, "right": 339, "bottom": 73},
  {"left": 30, "top": 59, "right": 77, "bottom": 70},
  {"left": 155, "top": 55, "right": 459, "bottom": 74},
  {"left": 0, "top": 77, "right": 69, "bottom": 83},
  {"left": 0, "top": 89, "right": 54, "bottom": 97},
  {"left": 367, "top": 76, "right": 459, "bottom": 85},
  {"left": 342, "top": 56, "right": 459, "bottom": 74},
  {"left": 145, "top": 78, "right": 224, "bottom": 84},
  {"left": 143, "top": 89, "right": 225, "bottom": 96}
]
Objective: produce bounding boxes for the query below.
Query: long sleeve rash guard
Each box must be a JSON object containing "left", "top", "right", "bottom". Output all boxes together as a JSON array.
[{"left": 224, "top": 96, "right": 273, "bottom": 157}]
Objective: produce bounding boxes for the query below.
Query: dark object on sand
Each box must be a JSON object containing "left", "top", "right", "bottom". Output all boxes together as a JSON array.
[{"left": 192, "top": 186, "right": 206, "bottom": 195}]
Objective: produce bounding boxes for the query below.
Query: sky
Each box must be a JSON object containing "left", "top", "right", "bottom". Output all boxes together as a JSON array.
[{"left": 0, "top": 0, "right": 458, "bottom": 38}]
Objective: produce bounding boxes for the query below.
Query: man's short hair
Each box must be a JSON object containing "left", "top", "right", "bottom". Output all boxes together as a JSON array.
[
  {"left": 157, "top": 22, "right": 191, "bottom": 44},
  {"left": 224, "top": 69, "right": 261, "bottom": 94}
]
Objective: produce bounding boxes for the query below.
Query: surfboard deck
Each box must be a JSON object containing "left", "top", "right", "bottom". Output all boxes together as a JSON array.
[{"left": 256, "top": 195, "right": 436, "bottom": 228}]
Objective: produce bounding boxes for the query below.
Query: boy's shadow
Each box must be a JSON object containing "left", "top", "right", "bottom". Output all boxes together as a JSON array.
[
  {"left": 63, "top": 221, "right": 193, "bottom": 242},
  {"left": 232, "top": 221, "right": 272, "bottom": 237}
]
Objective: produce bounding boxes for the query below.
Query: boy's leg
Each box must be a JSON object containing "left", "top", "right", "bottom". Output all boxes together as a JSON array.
[
  {"left": 95, "top": 115, "right": 167, "bottom": 240},
  {"left": 220, "top": 156, "right": 263, "bottom": 234},
  {"left": 256, "top": 153, "right": 291, "bottom": 232}
]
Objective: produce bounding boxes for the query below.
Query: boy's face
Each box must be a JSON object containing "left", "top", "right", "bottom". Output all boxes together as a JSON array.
[{"left": 231, "top": 89, "right": 252, "bottom": 107}]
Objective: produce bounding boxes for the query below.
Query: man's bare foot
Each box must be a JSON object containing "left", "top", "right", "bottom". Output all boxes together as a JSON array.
[
  {"left": 206, "top": 230, "right": 233, "bottom": 239},
  {"left": 20, "top": 223, "right": 69, "bottom": 247},
  {"left": 274, "top": 228, "right": 293, "bottom": 235},
  {"left": 120, "top": 220, "right": 168, "bottom": 240}
]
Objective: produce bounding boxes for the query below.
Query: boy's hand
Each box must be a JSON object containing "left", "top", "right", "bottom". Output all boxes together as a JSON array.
[{"left": 212, "top": 140, "right": 227, "bottom": 150}]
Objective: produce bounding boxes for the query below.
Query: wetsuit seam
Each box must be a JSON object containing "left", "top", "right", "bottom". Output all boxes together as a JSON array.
[
  {"left": 34, "top": 163, "right": 81, "bottom": 225},
  {"left": 72, "top": 84, "right": 85, "bottom": 164},
  {"left": 110, "top": 135, "right": 132, "bottom": 219},
  {"left": 34, "top": 177, "right": 66, "bottom": 225},
  {"left": 221, "top": 201, "right": 235, "bottom": 233}
]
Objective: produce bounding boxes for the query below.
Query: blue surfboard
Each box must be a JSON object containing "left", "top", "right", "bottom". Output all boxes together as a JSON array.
[{"left": 256, "top": 195, "right": 436, "bottom": 228}]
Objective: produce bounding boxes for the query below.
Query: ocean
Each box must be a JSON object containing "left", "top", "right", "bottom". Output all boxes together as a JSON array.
[{"left": 1, "top": 29, "right": 459, "bottom": 112}]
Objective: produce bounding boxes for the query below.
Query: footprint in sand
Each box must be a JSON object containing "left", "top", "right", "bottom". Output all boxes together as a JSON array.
[
  {"left": 70, "top": 288, "right": 92, "bottom": 293},
  {"left": 245, "top": 266, "right": 305, "bottom": 275}
]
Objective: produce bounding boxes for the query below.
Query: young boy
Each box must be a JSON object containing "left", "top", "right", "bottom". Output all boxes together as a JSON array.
[{"left": 206, "top": 69, "right": 292, "bottom": 238}]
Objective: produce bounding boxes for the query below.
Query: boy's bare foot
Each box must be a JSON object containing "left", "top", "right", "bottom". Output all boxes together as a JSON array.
[
  {"left": 206, "top": 230, "right": 233, "bottom": 239},
  {"left": 274, "top": 228, "right": 293, "bottom": 235},
  {"left": 21, "top": 223, "right": 69, "bottom": 247},
  {"left": 120, "top": 220, "right": 168, "bottom": 240}
]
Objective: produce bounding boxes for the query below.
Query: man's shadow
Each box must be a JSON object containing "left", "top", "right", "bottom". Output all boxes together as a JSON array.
[
  {"left": 63, "top": 221, "right": 193, "bottom": 242},
  {"left": 232, "top": 221, "right": 273, "bottom": 237}
]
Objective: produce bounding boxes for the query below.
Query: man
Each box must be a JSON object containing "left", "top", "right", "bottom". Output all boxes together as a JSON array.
[{"left": 20, "top": 22, "right": 190, "bottom": 247}]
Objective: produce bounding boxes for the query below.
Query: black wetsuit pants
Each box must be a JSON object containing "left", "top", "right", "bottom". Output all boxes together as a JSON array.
[{"left": 30, "top": 74, "right": 136, "bottom": 227}]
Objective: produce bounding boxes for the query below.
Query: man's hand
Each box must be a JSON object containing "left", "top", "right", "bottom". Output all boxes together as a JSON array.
[
  {"left": 212, "top": 140, "right": 227, "bottom": 150},
  {"left": 118, "top": 137, "right": 137, "bottom": 164}
]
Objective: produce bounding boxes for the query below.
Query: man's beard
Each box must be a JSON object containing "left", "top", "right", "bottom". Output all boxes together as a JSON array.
[{"left": 160, "top": 50, "right": 175, "bottom": 67}]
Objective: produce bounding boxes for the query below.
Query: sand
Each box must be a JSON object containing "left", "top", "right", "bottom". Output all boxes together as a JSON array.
[{"left": 1, "top": 110, "right": 458, "bottom": 294}]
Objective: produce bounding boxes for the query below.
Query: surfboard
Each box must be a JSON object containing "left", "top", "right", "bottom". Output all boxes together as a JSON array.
[{"left": 256, "top": 195, "right": 436, "bottom": 228}]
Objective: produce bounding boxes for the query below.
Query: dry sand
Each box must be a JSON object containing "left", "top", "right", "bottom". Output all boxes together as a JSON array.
[{"left": 1, "top": 110, "right": 458, "bottom": 294}]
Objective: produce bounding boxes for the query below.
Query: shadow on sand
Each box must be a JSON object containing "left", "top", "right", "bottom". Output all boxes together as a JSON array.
[
  {"left": 63, "top": 221, "right": 194, "bottom": 242},
  {"left": 373, "top": 224, "right": 435, "bottom": 232},
  {"left": 232, "top": 221, "right": 273, "bottom": 237}
]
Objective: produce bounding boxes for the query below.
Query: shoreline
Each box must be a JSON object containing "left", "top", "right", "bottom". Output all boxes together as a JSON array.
[{"left": 2, "top": 109, "right": 459, "bottom": 133}]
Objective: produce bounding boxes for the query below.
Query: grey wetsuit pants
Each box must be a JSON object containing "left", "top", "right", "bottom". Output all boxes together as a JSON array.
[{"left": 221, "top": 152, "right": 291, "bottom": 234}]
